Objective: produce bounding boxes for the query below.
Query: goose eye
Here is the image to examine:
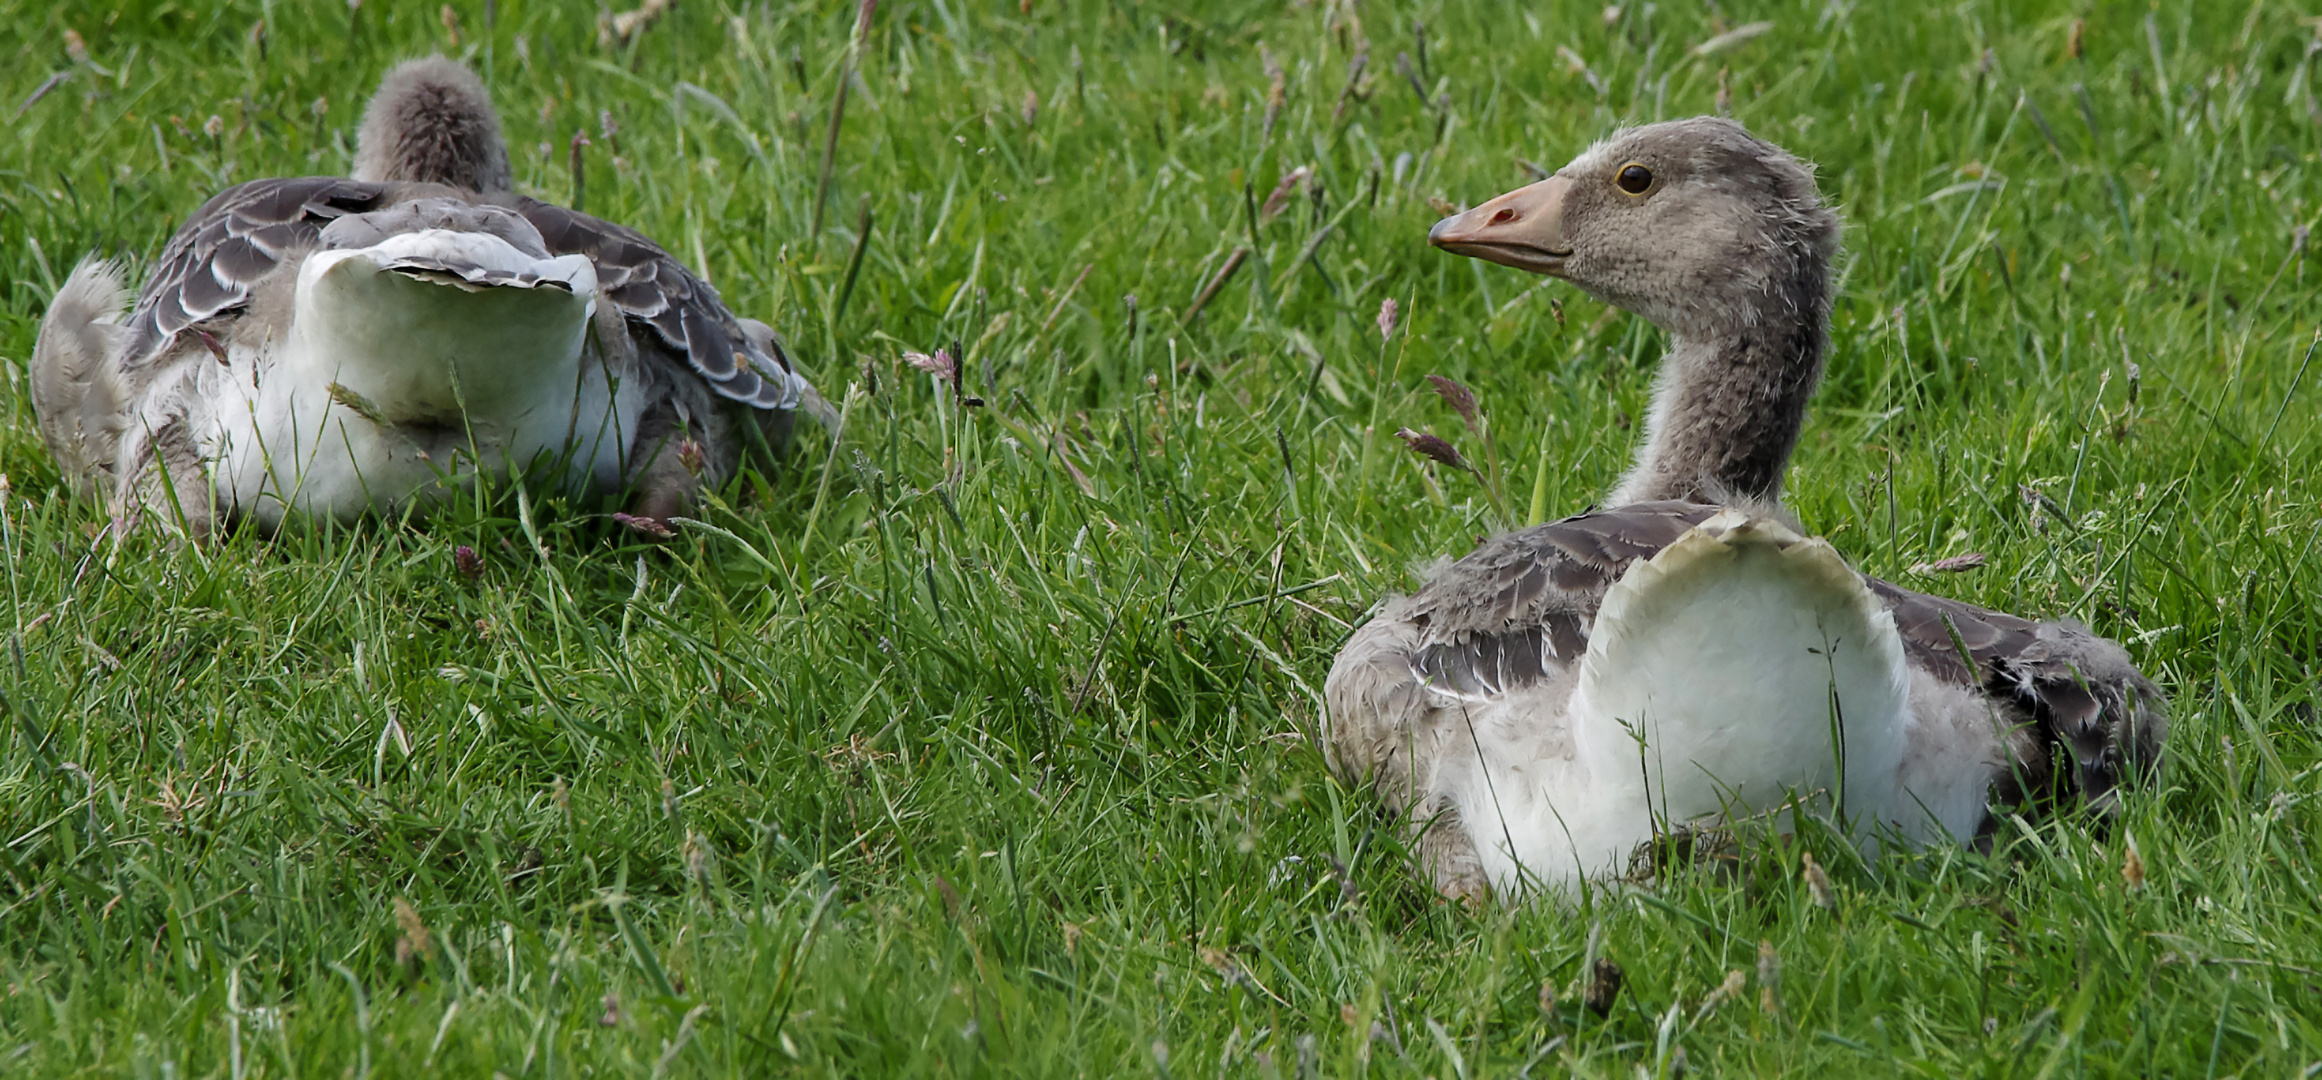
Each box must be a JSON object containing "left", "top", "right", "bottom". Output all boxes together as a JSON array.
[{"left": 1615, "top": 163, "right": 1653, "bottom": 195}]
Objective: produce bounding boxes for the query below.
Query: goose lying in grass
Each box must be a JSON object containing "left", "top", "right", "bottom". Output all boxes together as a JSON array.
[
  {"left": 32, "top": 57, "right": 824, "bottom": 537},
  {"left": 1325, "top": 118, "right": 2166, "bottom": 901}
]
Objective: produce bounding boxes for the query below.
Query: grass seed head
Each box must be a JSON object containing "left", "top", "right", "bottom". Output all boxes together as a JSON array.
[
  {"left": 613, "top": 513, "right": 674, "bottom": 538},
  {"left": 1584, "top": 957, "right": 1623, "bottom": 1015},
  {"left": 1757, "top": 940, "right": 1782, "bottom": 1015},
  {"left": 1199, "top": 945, "right": 1244, "bottom": 988},
  {"left": 2122, "top": 836, "right": 2146, "bottom": 891},
  {"left": 1376, "top": 297, "right": 1398, "bottom": 341},
  {"left": 1395, "top": 428, "right": 1469, "bottom": 472},
  {"left": 599, "top": 0, "right": 674, "bottom": 49},
  {"left": 683, "top": 830, "right": 713, "bottom": 884},
  {"left": 1801, "top": 851, "right": 1835, "bottom": 909},
  {"left": 1698, "top": 969, "right": 1746, "bottom": 1017},
  {"left": 1260, "top": 167, "right": 1310, "bottom": 222},
  {"left": 567, "top": 130, "right": 590, "bottom": 211},
  {"left": 1425, "top": 374, "right": 1479, "bottom": 433},
  {"left": 1909, "top": 552, "right": 1987, "bottom": 575},
  {"left": 904, "top": 348, "right": 958, "bottom": 386},
  {"left": 392, "top": 897, "right": 434, "bottom": 965},
  {"left": 1262, "top": 45, "right": 1285, "bottom": 97}
]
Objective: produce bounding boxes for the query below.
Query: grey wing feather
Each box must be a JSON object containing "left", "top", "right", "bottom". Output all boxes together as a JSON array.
[
  {"left": 1865, "top": 577, "right": 2166, "bottom": 812},
  {"left": 34, "top": 178, "right": 388, "bottom": 506},
  {"left": 1325, "top": 502, "right": 1720, "bottom": 804},
  {"left": 1412, "top": 502, "right": 1717, "bottom": 633},
  {"left": 514, "top": 198, "right": 809, "bottom": 411},
  {"left": 121, "top": 180, "right": 815, "bottom": 415},
  {"left": 1402, "top": 501, "right": 1719, "bottom": 695},
  {"left": 121, "top": 176, "right": 395, "bottom": 367}
]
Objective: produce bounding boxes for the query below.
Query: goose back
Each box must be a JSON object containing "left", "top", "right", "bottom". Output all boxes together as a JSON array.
[{"left": 118, "top": 176, "right": 807, "bottom": 411}]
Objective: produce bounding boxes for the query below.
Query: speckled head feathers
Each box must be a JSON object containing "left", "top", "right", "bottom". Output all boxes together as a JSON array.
[
  {"left": 1436, "top": 117, "right": 1839, "bottom": 340},
  {"left": 351, "top": 57, "right": 513, "bottom": 194}
]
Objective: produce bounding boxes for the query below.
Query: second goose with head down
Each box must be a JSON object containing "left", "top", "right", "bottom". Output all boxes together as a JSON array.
[
  {"left": 32, "top": 57, "right": 826, "bottom": 537},
  {"left": 1325, "top": 118, "right": 2166, "bottom": 901}
]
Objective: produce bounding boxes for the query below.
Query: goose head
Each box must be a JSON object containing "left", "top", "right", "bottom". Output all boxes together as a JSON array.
[
  {"left": 1429, "top": 117, "right": 1836, "bottom": 342},
  {"left": 351, "top": 57, "right": 513, "bottom": 194}
]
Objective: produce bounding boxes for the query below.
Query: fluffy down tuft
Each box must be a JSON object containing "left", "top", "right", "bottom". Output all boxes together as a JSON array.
[
  {"left": 352, "top": 56, "right": 513, "bottom": 193},
  {"left": 30, "top": 259, "right": 134, "bottom": 499}
]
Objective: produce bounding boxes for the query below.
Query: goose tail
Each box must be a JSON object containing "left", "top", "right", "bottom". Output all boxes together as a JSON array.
[{"left": 31, "top": 258, "right": 134, "bottom": 501}]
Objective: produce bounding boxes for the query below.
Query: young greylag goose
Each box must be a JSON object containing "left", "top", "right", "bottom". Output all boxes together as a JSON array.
[
  {"left": 32, "top": 57, "right": 822, "bottom": 537},
  {"left": 1325, "top": 118, "right": 2166, "bottom": 900}
]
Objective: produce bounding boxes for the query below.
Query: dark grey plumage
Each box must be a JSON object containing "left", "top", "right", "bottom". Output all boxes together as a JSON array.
[{"left": 1862, "top": 576, "right": 2165, "bottom": 818}]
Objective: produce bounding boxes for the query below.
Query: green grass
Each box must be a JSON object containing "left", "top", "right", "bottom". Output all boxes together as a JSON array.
[{"left": 2, "top": 0, "right": 2319, "bottom": 1074}]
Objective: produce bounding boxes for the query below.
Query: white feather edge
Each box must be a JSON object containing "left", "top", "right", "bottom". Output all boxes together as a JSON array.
[{"left": 306, "top": 229, "right": 599, "bottom": 302}]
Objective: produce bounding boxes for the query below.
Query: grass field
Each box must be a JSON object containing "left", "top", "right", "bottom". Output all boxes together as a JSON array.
[{"left": 2, "top": 0, "right": 2319, "bottom": 1074}]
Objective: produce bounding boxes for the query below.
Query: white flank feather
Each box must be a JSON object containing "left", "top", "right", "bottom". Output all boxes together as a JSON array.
[{"left": 1440, "top": 511, "right": 1920, "bottom": 895}]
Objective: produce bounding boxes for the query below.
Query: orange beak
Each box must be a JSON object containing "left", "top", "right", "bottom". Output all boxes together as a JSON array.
[{"left": 1428, "top": 175, "right": 1574, "bottom": 276}]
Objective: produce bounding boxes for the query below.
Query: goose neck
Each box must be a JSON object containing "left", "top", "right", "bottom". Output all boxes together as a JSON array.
[{"left": 1605, "top": 293, "right": 1827, "bottom": 508}]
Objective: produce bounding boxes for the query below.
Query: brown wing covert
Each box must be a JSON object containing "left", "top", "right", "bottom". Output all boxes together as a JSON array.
[
  {"left": 121, "top": 177, "right": 393, "bottom": 365},
  {"left": 514, "top": 198, "right": 801, "bottom": 410}
]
